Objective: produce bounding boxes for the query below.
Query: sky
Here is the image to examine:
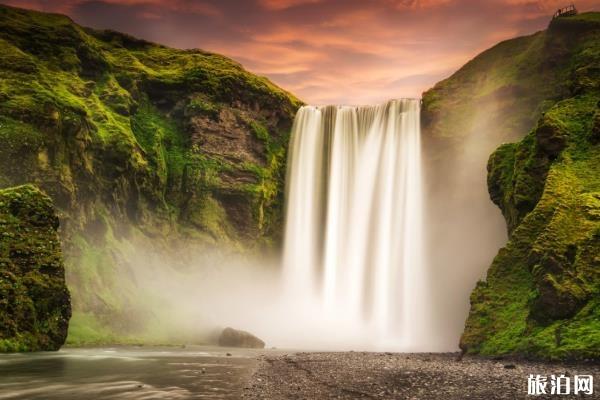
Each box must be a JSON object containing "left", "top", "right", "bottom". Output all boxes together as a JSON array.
[{"left": 5, "top": 0, "right": 600, "bottom": 105}]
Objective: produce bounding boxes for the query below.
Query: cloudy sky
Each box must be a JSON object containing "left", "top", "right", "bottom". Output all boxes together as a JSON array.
[{"left": 5, "top": 0, "right": 600, "bottom": 104}]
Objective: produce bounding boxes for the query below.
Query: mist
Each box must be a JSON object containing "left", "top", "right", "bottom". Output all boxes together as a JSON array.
[
  {"left": 71, "top": 93, "right": 529, "bottom": 354},
  {"left": 101, "top": 240, "right": 408, "bottom": 351},
  {"left": 421, "top": 94, "right": 527, "bottom": 350}
]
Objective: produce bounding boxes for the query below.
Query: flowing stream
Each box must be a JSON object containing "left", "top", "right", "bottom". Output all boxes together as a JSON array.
[
  {"left": 0, "top": 346, "right": 262, "bottom": 400},
  {"left": 282, "top": 99, "right": 429, "bottom": 350}
]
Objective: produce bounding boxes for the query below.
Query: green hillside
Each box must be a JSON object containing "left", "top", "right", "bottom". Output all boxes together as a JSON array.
[
  {"left": 0, "top": 4, "right": 301, "bottom": 345},
  {"left": 423, "top": 12, "right": 600, "bottom": 146},
  {"left": 453, "top": 13, "right": 600, "bottom": 359}
]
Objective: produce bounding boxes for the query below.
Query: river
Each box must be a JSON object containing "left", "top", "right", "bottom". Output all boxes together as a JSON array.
[{"left": 0, "top": 346, "right": 264, "bottom": 399}]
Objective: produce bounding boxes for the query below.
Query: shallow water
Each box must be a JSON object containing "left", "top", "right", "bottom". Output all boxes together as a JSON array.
[{"left": 0, "top": 346, "right": 263, "bottom": 399}]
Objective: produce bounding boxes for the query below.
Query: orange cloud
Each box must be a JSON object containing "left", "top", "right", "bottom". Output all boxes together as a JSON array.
[
  {"left": 4, "top": 0, "right": 600, "bottom": 105},
  {"left": 259, "top": 0, "right": 322, "bottom": 10}
]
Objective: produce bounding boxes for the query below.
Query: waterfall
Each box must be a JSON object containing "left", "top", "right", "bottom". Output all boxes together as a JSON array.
[{"left": 282, "top": 99, "right": 428, "bottom": 350}]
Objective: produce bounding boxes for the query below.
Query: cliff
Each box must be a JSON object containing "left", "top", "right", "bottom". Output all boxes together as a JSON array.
[
  {"left": 455, "top": 13, "right": 600, "bottom": 359},
  {"left": 2, "top": 4, "right": 598, "bottom": 356},
  {"left": 0, "top": 4, "right": 301, "bottom": 344},
  {"left": 419, "top": 11, "right": 600, "bottom": 359},
  {"left": 460, "top": 98, "right": 600, "bottom": 360},
  {"left": 422, "top": 12, "right": 600, "bottom": 145}
]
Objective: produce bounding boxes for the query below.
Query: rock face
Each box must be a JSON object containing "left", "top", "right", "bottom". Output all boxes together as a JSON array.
[
  {"left": 0, "top": 185, "right": 71, "bottom": 352},
  {"left": 459, "top": 13, "right": 600, "bottom": 360},
  {"left": 420, "top": 10, "right": 600, "bottom": 355},
  {"left": 218, "top": 327, "right": 265, "bottom": 349},
  {"left": 0, "top": 5, "right": 300, "bottom": 343}
]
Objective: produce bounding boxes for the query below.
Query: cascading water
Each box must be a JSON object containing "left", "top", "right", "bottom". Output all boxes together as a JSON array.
[{"left": 282, "top": 99, "right": 429, "bottom": 351}]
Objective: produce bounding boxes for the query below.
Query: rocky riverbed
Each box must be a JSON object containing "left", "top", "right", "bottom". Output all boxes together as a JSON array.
[{"left": 243, "top": 352, "right": 599, "bottom": 399}]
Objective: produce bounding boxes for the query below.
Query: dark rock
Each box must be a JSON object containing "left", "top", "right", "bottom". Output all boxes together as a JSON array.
[
  {"left": 218, "top": 327, "right": 265, "bottom": 349},
  {"left": 591, "top": 110, "right": 600, "bottom": 144},
  {"left": 486, "top": 142, "right": 550, "bottom": 234},
  {"left": 529, "top": 273, "right": 587, "bottom": 323},
  {"left": 527, "top": 253, "right": 588, "bottom": 324},
  {"left": 535, "top": 114, "right": 568, "bottom": 158}
]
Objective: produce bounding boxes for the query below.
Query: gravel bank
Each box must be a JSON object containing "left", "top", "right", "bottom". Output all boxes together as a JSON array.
[{"left": 243, "top": 352, "right": 599, "bottom": 399}]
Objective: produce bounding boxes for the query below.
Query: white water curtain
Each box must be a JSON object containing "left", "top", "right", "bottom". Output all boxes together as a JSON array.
[{"left": 283, "top": 99, "right": 429, "bottom": 350}]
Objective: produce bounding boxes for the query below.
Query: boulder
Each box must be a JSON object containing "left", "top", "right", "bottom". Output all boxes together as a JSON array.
[{"left": 218, "top": 327, "right": 265, "bottom": 349}]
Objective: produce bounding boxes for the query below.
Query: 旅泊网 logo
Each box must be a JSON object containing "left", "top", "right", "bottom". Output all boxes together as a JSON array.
[{"left": 527, "top": 374, "right": 594, "bottom": 396}]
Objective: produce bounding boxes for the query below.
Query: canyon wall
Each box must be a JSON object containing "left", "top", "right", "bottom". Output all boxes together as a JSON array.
[{"left": 0, "top": 4, "right": 300, "bottom": 344}]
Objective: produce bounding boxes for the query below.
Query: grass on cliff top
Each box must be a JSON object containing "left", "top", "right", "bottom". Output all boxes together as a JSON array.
[
  {"left": 0, "top": 4, "right": 301, "bottom": 108},
  {"left": 0, "top": 3, "right": 301, "bottom": 145}
]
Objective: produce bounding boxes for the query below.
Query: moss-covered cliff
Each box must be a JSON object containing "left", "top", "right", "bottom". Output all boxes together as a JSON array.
[
  {"left": 0, "top": 185, "right": 71, "bottom": 351},
  {"left": 420, "top": 9, "right": 600, "bottom": 348},
  {"left": 420, "top": 11, "right": 599, "bottom": 358},
  {"left": 459, "top": 13, "right": 600, "bottom": 360},
  {"left": 423, "top": 12, "right": 600, "bottom": 146},
  {"left": 0, "top": 4, "right": 301, "bottom": 344}
]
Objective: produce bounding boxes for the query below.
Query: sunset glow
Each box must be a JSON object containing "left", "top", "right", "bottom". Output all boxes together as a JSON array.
[{"left": 5, "top": 0, "right": 600, "bottom": 104}]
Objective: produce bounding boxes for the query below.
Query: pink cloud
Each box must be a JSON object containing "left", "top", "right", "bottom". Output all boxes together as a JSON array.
[{"left": 4, "top": 0, "right": 600, "bottom": 104}]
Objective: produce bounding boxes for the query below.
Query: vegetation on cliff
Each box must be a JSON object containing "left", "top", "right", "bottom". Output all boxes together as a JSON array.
[
  {"left": 459, "top": 13, "right": 600, "bottom": 360},
  {"left": 422, "top": 12, "right": 600, "bottom": 146},
  {"left": 420, "top": 5, "right": 600, "bottom": 358},
  {"left": 0, "top": 4, "right": 300, "bottom": 344},
  {"left": 0, "top": 185, "right": 71, "bottom": 351}
]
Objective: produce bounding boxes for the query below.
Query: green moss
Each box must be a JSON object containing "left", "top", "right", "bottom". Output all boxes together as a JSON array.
[
  {"left": 422, "top": 12, "right": 600, "bottom": 146},
  {"left": 66, "top": 311, "right": 181, "bottom": 346},
  {"left": 0, "top": 4, "right": 301, "bottom": 345},
  {"left": 185, "top": 194, "right": 232, "bottom": 241},
  {"left": 0, "top": 185, "right": 71, "bottom": 352},
  {"left": 65, "top": 312, "right": 117, "bottom": 346},
  {"left": 185, "top": 97, "right": 220, "bottom": 119},
  {"left": 250, "top": 120, "right": 270, "bottom": 142},
  {"left": 461, "top": 93, "right": 600, "bottom": 360},
  {"left": 132, "top": 98, "right": 188, "bottom": 191},
  {"left": 426, "top": 11, "right": 600, "bottom": 361}
]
